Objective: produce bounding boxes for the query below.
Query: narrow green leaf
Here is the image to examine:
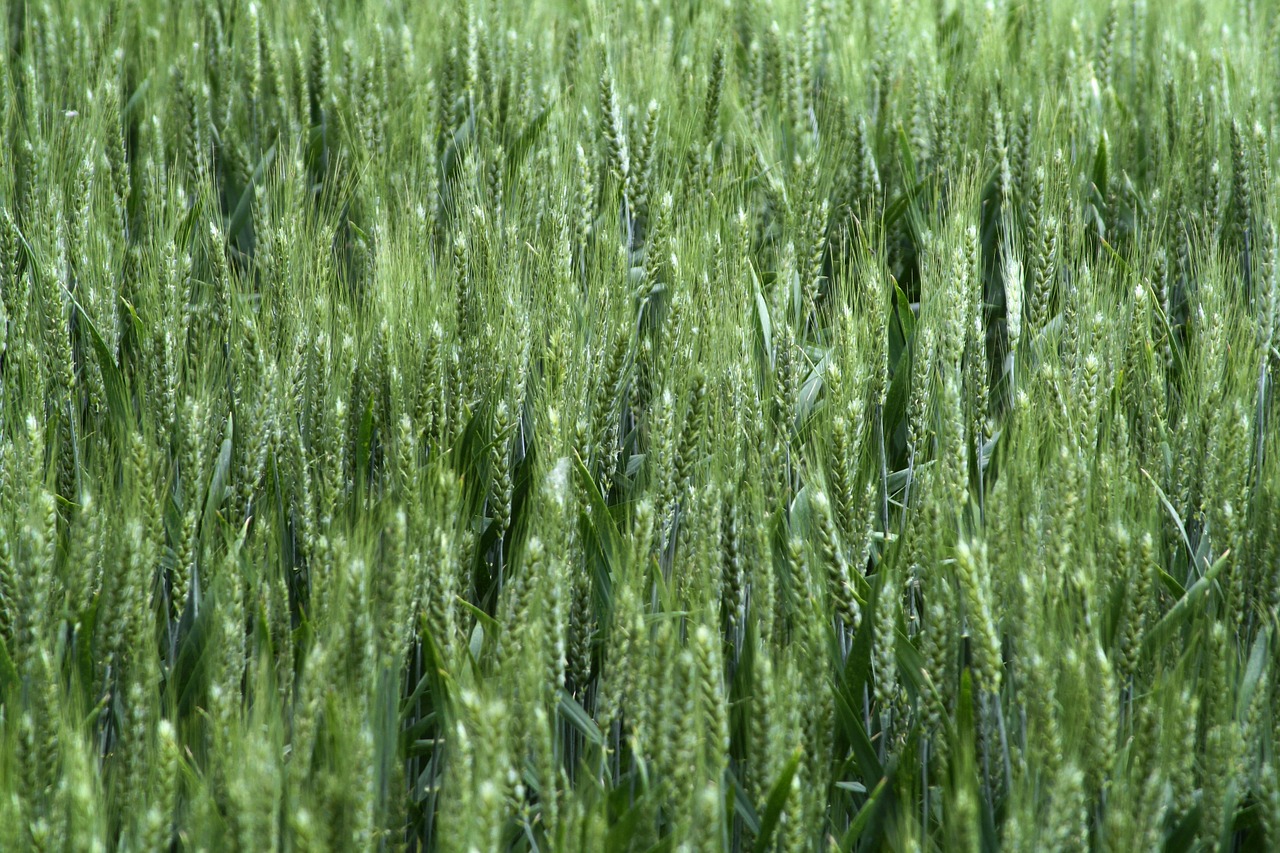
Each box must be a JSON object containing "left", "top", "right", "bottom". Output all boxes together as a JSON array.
[
  {"left": 1091, "top": 131, "right": 1109, "bottom": 200},
  {"left": 203, "top": 430, "right": 234, "bottom": 532},
  {"left": 557, "top": 688, "right": 603, "bottom": 747},
  {"left": 1142, "top": 550, "right": 1232, "bottom": 655},
  {"left": 123, "top": 77, "right": 151, "bottom": 120},
  {"left": 730, "top": 769, "right": 762, "bottom": 835},
  {"left": 753, "top": 746, "right": 804, "bottom": 853},
  {"left": 755, "top": 285, "right": 774, "bottom": 368},
  {"left": 1140, "top": 468, "right": 1195, "bottom": 565},
  {"left": 572, "top": 451, "right": 622, "bottom": 572},
  {"left": 837, "top": 774, "right": 889, "bottom": 851},
  {"left": 227, "top": 141, "right": 277, "bottom": 242},
  {"left": 1237, "top": 627, "right": 1270, "bottom": 714},
  {"left": 457, "top": 597, "right": 501, "bottom": 639},
  {"left": 1157, "top": 569, "right": 1186, "bottom": 600},
  {"left": 895, "top": 284, "right": 917, "bottom": 345}
]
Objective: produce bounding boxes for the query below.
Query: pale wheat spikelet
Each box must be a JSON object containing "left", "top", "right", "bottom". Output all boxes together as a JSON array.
[
  {"left": 650, "top": 388, "right": 679, "bottom": 538},
  {"left": 1043, "top": 760, "right": 1088, "bottom": 851},
  {"left": 500, "top": 535, "right": 542, "bottom": 670},
  {"left": 919, "top": 578, "right": 953, "bottom": 756},
  {"left": 733, "top": 485, "right": 766, "bottom": 641},
  {"left": 128, "top": 423, "right": 162, "bottom": 615},
  {"left": 542, "top": 551, "right": 569, "bottom": 696},
  {"left": 233, "top": 316, "right": 273, "bottom": 525},
  {"left": 67, "top": 153, "right": 92, "bottom": 279},
  {"left": 629, "top": 99, "right": 660, "bottom": 231},
  {"left": 799, "top": 178, "right": 828, "bottom": 325},
  {"left": 245, "top": 3, "right": 262, "bottom": 109},
  {"left": 139, "top": 718, "right": 181, "bottom": 852},
  {"left": 289, "top": 639, "right": 328, "bottom": 832},
  {"left": 489, "top": 399, "right": 515, "bottom": 546},
  {"left": 719, "top": 487, "right": 746, "bottom": 645},
  {"left": 955, "top": 539, "right": 1001, "bottom": 694},
  {"left": 781, "top": 534, "right": 809, "bottom": 643},
  {"left": 316, "top": 391, "right": 347, "bottom": 539},
  {"left": 425, "top": 522, "right": 459, "bottom": 662},
  {"left": 1114, "top": 525, "right": 1144, "bottom": 684},
  {"left": 17, "top": 647, "right": 62, "bottom": 838},
  {"left": 1084, "top": 641, "right": 1118, "bottom": 798},
  {"left": 260, "top": 18, "right": 289, "bottom": 134},
  {"left": 1097, "top": 1, "right": 1118, "bottom": 92},
  {"left": 905, "top": 324, "right": 934, "bottom": 468},
  {"left": 746, "top": 38, "right": 766, "bottom": 127},
  {"left": 600, "top": 585, "right": 643, "bottom": 756},
  {"left": 421, "top": 321, "right": 447, "bottom": 449},
  {"left": 1262, "top": 751, "right": 1280, "bottom": 849},
  {"left": 282, "top": 32, "right": 307, "bottom": 128},
  {"left": 338, "top": 544, "right": 374, "bottom": 689},
  {"left": 849, "top": 114, "right": 881, "bottom": 212},
  {"left": 1005, "top": 251, "right": 1024, "bottom": 357},
  {"left": 173, "top": 396, "right": 206, "bottom": 619},
  {"left": 1205, "top": 158, "right": 1222, "bottom": 243},
  {"left": 937, "top": 367, "right": 968, "bottom": 511},
  {"left": 598, "top": 64, "right": 628, "bottom": 183},
  {"left": 307, "top": 5, "right": 330, "bottom": 124},
  {"left": 1025, "top": 167, "right": 1057, "bottom": 330},
  {"left": 590, "top": 330, "right": 628, "bottom": 491},
  {"left": 871, "top": 578, "right": 900, "bottom": 726},
  {"left": 798, "top": 668, "right": 834, "bottom": 838},
  {"left": 575, "top": 144, "right": 594, "bottom": 270},
  {"left": 103, "top": 83, "right": 131, "bottom": 236},
  {"left": 58, "top": 721, "right": 106, "bottom": 848},
  {"left": 673, "top": 368, "right": 708, "bottom": 497},
  {"left": 394, "top": 412, "right": 418, "bottom": 506},
  {"left": 118, "top": 634, "right": 162, "bottom": 834},
  {"left": 42, "top": 260, "right": 76, "bottom": 428},
  {"left": 811, "top": 489, "right": 861, "bottom": 634},
  {"left": 266, "top": 569, "right": 294, "bottom": 710},
  {"left": 170, "top": 60, "right": 202, "bottom": 178},
  {"left": 1228, "top": 119, "right": 1252, "bottom": 252},
  {"left": 567, "top": 565, "right": 594, "bottom": 699},
  {"left": 1119, "top": 693, "right": 1164, "bottom": 846},
  {"left": 1079, "top": 352, "right": 1101, "bottom": 448},
  {"left": 1010, "top": 100, "right": 1033, "bottom": 195},
  {"left": 773, "top": 321, "right": 798, "bottom": 446},
  {"left": 702, "top": 44, "right": 724, "bottom": 144},
  {"left": 1199, "top": 621, "right": 1242, "bottom": 848},
  {"left": 1151, "top": 247, "right": 1173, "bottom": 371},
  {"left": 155, "top": 241, "right": 185, "bottom": 439},
  {"left": 207, "top": 223, "right": 232, "bottom": 351},
  {"left": 778, "top": 744, "right": 809, "bottom": 852},
  {"left": 694, "top": 623, "right": 729, "bottom": 767},
  {"left": 909, "top": 70, "right": 934, "bottom": 172},
  {"left": 1258, "top": 220, "right": 1277, "bottom": 351},
  {"left": 746, "top": 651, "right": 777, "bottom": 807},
  {"left": 15, "top": 448, "right": 57, "bottom": 666},
  {"left": 988, "top": 102, "right": 1012, "bottom": 203},
  {"left": 671, "top": 645, "right": 702, "bottom": 823},
  {"left": 375, "top": 509, "right": 410, "bottom": 662},
  {"left": 0, "top": 441, "right": 16, "bottom": 652},
  {"left": 828, "top": 408, "right": 861, "bottom": 538},
  {"left": 964, "top": 238, "right": 990, "bottom": 472},
  {"left": 210, "top": 556, "right": 247, "bottom": 750}
]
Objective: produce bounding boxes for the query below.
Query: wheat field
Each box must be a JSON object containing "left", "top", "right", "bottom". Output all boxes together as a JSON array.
[{"left": 0, "top": 0, "right": 1278, "bottom": 850}]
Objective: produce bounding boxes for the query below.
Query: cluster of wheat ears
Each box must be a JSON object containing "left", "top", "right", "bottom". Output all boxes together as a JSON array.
[{"left": 0, "top": 0, "right": 1279, "bottom": 850}]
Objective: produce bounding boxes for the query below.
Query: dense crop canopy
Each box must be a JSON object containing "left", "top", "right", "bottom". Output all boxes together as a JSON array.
[{"left": 0, "top": 0, "right": 1279, "bottom": 850}]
